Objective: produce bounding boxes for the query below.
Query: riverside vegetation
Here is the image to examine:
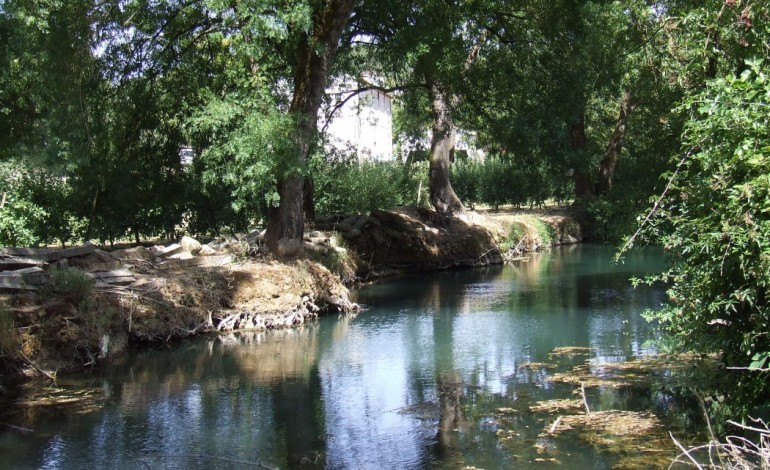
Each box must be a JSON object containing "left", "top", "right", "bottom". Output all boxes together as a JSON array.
[{"left": 2, "top": 0, "right": 770, "bottom": 462}]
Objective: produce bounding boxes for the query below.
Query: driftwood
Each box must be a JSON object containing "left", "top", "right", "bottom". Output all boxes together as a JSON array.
[{"left": 216, "top": 296, "right": 320, "bottom": 332}]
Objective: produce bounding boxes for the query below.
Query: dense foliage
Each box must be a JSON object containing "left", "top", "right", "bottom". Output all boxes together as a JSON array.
[
  {"left": 637, "top": 61, "right": 770, "bottom": 416},
  {"left": 2, "top": 0, "right": 770, "bottom": 419}
]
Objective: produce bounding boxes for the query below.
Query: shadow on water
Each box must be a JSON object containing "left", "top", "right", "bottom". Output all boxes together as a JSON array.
[{"left": 0, "top": 244, "right": 706, "bottom": 470}]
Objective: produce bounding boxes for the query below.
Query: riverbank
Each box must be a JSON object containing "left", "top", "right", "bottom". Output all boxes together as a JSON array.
[{"left": 0, "top": 206, "right": 582, "bottom": 391}]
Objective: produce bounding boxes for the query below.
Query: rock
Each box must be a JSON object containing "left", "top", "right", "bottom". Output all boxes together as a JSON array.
[
  {"left": 180, "top": 236, "right": 202, "bottom": 254},
  {"left": 245, "top": 229, "right": 265, "bottom": 242},
  {"left": 158, "top": 243, "right": 184, "bottom": 258},
  {"left": 0, "top": 256, "right": 47, "bottom": 271},
  {"left": 198, "top": 245, "right": 219, "bottom": 256},
  {"left": 112, "top": 246, "right": 153, "bottom": 261},
  {"left": 169, "top": 251, "right": 194, "bottom": 260},
  {"left": 87, "top": 269, "right": 136, "bottom": 286},
  {"left": 85, "top": 261, "right": 124, "bottom": 272}
]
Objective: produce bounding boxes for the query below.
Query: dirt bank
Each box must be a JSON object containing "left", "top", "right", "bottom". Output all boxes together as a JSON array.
[
  {"left": 0, "top": 248, "right": 356, "bottom": 389},
  {"left": 0, "top": 206, "right": 582, "bottom": 391},
  {"left": 335, "top": 206, "right": 583, "bottom": 279}
]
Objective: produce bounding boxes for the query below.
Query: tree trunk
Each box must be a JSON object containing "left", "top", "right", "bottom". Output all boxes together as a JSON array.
[
  {"left": 303, "top": 177, "right": 316, "bottom": 227},
  {"left": 595, "top": 90, "right": 636, "bottom": 195},
  {"left": 265, "top": 0, "right": 355, "bottom": 258},
  {"left": 570, "top": 114, "right": 594, "bottom": 200},
  {"left": 428, "top": 82, "right": 465, "bottom": 216}
]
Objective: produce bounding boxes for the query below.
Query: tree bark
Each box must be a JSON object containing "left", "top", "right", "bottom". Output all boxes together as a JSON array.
[
  {"left": 265, "top": 0, "right": 355, "bottom": 258},
  {"left": 595, "top": 90, "right": 636, "bottom": 196},
  {"left": 428, "top": 82, "right": 465, "bottom": 216},
  {"left": 570, "top": 114, "right": 594, "bottom": 200}
]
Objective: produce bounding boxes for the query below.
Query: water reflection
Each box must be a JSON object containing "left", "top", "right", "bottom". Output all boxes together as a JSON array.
[{"left": 0, "top": 245, "right": 670, "bottom": 470}]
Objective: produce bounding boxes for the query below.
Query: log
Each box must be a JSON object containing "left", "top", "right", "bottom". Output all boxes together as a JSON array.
[
  {"left": 245, "top": 229, "right": 265, "bottom": 242},
  {"left": 352, "top": 215, "right": 372, "bottom": 231},
  {"left": 85, "top": 261, "right": 123, "bottom": 272},
  {"left": 335, "top": 222, "right": 353, "bottom": 233},
  {"left": 87, "top": 269, "right": 136, "bottom": 286},
  {"left": 0, "top": 247, "right": 55, "bottom": 260},
  {"left": 303, "top": 241, "right": 332, "bottom": 254},
  {"left": 0, "top": 276, "right": 38, "bottom": 291},
  {"left": 341, "top": 215, "right": 359, "bottom": 227},
  {"left": 0, "top": 256, "right": 47, "bottom": 271},
  {"left": 0, "top": 266, "right": 45, "bottom": 276},
  {"left": 0, "top": 244, "right": 95, "bottom": 262},
  {"left": 158, "top": 254, "right": 233, "bottom": 270},
  {"left": 305, "top": 237, "right": 332, "bottom": 246},
  {"left": 54, "top": 243, "right": 96, "bottom": 260}
]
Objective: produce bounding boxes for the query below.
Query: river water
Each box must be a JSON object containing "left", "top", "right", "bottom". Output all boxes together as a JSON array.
[{"left": 0, "top": 245, "right": 680, "bottom": 469}]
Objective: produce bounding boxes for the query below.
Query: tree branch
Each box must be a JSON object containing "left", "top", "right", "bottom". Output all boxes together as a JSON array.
[{"left": 321, "top": 83, "right": 425, "bottom": 133}]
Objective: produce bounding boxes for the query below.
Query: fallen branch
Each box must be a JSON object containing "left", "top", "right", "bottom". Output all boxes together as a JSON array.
[
  {"left": 0, "top": 421, "right": 34, "bottom": 433},
  {"left": 618, "top": 147, "right": 695, "bottom": 258},
  {"left": 18, "top": 352, "right": 56, "bottom": 381},
  {"left": 548, "top": 416, "right": 562, "bottom": 434},
  {"left": 669, "top": 431, "right": 706, "bottom": 470},
  {"left": 580, "top": 382, "right": 591, "bottom": 414}
]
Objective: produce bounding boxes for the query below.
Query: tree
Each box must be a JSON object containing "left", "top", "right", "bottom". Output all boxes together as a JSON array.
[
  {"left": 265, "top": 0, "right": 357, "bottom": 258},
  {"left": 632, "top": 0, "right": 770, "bottom": 416}
]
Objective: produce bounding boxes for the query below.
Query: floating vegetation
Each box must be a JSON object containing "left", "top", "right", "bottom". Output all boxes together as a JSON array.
[
  {"left": 529, "top": 399, "right": 583, "bottom": 414},
  {"left": 546, "top": 410, "right": 662, "bottom": 436},
  {"left": 495, "top": 428, "right": 520, "bottom": 442},
  {"left": 548, "top": 346, "right": 595, "bottom": 358},
  {"left": 542, "top": 411, "right": 674, "bottom": 469},
  {"left": 518, "top": 362, "right": 558, "bottom": 370},
  {"left": 544, "top": 353, "right": 723, "bottom": 390},
  {"left": 546, "top": 364, "right": 649, "bottom": 389},
  {"left": 16, "top": 387, "right": 104, "bottom": 409}
]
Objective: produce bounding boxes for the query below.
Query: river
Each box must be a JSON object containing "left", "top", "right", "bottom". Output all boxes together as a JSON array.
[{"left": 0, "top": 244, "right": 688, "bottom": 469}]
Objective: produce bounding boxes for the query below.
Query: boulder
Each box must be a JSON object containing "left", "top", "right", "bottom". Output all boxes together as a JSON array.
[{"left": 180, "top": 236, "right": 202, "bottom": 254}]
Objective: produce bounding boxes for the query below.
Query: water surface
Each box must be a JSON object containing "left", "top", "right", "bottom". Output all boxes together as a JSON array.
[{"left": 0, "top": 245, "right": 674, "bottom": 469}]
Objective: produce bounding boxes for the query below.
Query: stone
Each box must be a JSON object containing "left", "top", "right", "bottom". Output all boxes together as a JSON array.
[
  {"left": 198, "top": 245, "right": 219, "bottom": 256},
  {"left": 180, "top": 236, "right": 202, "bottom": 254}
]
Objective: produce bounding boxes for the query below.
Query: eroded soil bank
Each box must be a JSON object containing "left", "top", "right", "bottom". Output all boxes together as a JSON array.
[{"left": 0, "top": 206, "right": 582, "bottom": 391}]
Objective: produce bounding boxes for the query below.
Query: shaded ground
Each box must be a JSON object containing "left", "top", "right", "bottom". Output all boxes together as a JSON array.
[{"left": 341, "top": 206, "right": 582, "bottom": 279}]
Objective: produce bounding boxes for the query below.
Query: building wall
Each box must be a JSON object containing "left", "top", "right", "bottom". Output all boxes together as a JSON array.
[{"left": 324, "top": 81, "right": 394, "bottom": 162}]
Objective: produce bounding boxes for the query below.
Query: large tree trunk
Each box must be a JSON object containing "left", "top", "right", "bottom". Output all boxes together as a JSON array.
[
  {"left": 428, "top": 82, "right": 465, "bottom": 216},
  {"left": 595, "top": 90, "right": 636, "bottom": 196},
  {"left": 569, "top": 113, "right": 594, "bottom": 200},
  {"left": 265, "top": 0, "right": 355, "bottom": 258}
]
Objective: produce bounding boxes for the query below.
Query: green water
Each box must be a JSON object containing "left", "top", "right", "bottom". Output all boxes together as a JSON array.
[{"left": 0, "top": 245, "right": 681, "bottom": 469}]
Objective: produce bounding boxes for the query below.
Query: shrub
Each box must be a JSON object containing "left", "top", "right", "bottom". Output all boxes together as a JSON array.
[
  {"left": 638, "top": 60, "right": 770, "bottom": 418},
  {"left": 0, "top": 304, "right": 16, "bottom": 358},
  {"left": 313, "top": 160, "right": 427, "bottom": 216},
  {"left": 48, "top": 268, "right": 95, "bottom": 306}
]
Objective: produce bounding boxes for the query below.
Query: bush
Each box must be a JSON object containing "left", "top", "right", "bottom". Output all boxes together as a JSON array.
[
  {"left": 0, "top": 304, "right": 16, "bottom": 358},
  {"left": 639, "top": 60, "right": 770, "bottom": 418},
  {"left": 313, "top": 160, "right": 427, "bottom": 216},
  {"left": 47, "top": 268, "right": 95, "bottom": 306}
]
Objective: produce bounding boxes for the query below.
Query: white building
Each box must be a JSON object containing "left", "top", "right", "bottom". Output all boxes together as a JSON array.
[{"left": 323, "top": 77, "right": 394, "bottom": 162}]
